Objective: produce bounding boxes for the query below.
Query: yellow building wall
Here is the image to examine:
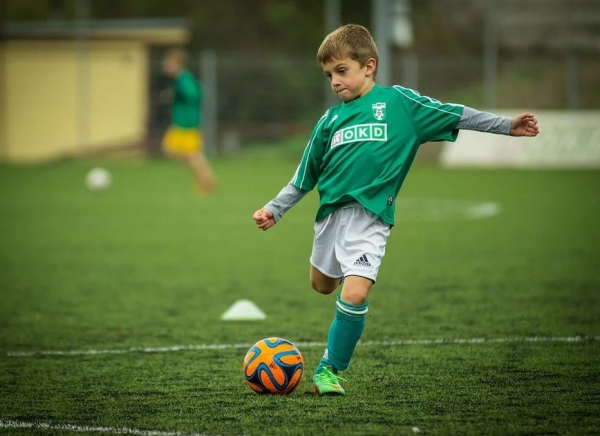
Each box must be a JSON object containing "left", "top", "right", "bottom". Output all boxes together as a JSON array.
[
  {"left": 5, "top": 41, "right": 78, "bottom": 162},
  {"left": 89, "top": 41, "right": 148, "bottom": 150},
  {"left": 3, "top": 40, "right": 148, "bottom": 163}
]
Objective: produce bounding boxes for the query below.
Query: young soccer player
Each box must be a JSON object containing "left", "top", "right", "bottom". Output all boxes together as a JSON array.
[
  {"left": 162, "top": 49, "right": 216, "bottom": 193},
  {"left": 253, "top": 24, "right": 539, "bottom": 396}
]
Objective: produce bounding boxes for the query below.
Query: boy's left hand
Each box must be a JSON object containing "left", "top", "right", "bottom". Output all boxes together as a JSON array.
[{"left": 510, "top": 113, "right": 539, "bottom": 137}]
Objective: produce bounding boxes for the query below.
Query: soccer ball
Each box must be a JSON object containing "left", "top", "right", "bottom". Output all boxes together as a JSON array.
[
  {"left": 243, "top": 337, "right": 304, "bottom": 394},
  {"left": 85, "top": 167, "right": 112, "bottom": 192}
]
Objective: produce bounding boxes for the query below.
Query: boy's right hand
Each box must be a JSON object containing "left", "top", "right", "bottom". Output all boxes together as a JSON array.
[{"left": 253, "top": 209, "right": 276, "bottom": 231}]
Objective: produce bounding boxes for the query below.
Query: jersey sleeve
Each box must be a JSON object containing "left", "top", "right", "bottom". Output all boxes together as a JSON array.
[
  {"left": 290, "top": 111, "right": 329, "bottom": 191},
  {"left": 393, "top": 86, "right": 464, "bottom": 143}
]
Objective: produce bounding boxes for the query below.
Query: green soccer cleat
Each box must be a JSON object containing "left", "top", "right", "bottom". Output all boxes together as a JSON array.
[{"left": 313, "top": 367, "right": 346, "bottom": 396}]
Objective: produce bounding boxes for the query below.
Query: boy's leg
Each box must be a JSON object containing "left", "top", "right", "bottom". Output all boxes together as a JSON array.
[
  {"left": 340, "top": 275, "right": 372, "bottom": 305},
  {"left": 313, "top": 205, "right": 390, "bottom": 395},
  {"left": 313, "top": 276, "right": 371, "bottom": 396},
  {"left": 316, "top": 276, "right": 371, "bottom": 372}
]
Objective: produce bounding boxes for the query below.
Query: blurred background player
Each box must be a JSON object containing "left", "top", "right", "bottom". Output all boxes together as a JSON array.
[{"left": 162, "top": 48, "right": 216, "bottom": 193}]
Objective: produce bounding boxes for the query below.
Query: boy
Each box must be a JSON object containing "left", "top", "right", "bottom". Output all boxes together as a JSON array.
[
  {"left": 253, "top": 24, "right": 539, "bottom": 396},
  {"left": 162, "top": 49, "right": 216, "bottom": 193}
]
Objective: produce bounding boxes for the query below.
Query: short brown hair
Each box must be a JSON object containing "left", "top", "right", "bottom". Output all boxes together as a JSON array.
[{"left": 317, "top": 24, "right": 379, "bottom": 76}]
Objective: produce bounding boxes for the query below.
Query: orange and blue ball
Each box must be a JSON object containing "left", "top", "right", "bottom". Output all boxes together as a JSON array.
[{"left": 243, "top": 337, "right": 304, "bottom": 394}]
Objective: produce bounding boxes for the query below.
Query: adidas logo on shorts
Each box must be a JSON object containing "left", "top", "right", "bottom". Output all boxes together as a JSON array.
[{"left": 354, "top": 254, "right": 372, "bottom": 267}]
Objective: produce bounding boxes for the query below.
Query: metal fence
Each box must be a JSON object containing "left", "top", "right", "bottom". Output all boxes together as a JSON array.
[
  {"left": 147, "top": 49, "right": 600, "bottom": 155},
  {"left": 147, "top": 51, "right": 326, "bottom": 156}
]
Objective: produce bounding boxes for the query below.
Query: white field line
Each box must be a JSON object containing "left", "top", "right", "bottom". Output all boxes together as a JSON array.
[
  {"left": 0, "top": 420, "right": 224, "bottom": 436},
  {"left": 395, "top": 198, "right": 501, "bottom": 222},
  {"left": 5, "top": 335, "right": 599, "bottom": 358}
]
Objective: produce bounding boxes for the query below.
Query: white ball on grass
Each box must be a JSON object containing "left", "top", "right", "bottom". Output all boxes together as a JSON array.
[{"left": 85, "top": 167, "right": 112, "bottom": 192}]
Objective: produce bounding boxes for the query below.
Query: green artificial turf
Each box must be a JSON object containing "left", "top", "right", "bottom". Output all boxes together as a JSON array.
[{"left": 0, "top": 154, "right": 599, "bottom": 435}]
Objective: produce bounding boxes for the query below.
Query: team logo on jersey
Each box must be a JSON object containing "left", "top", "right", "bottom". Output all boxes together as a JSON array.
[
  {"left": 331, "top": 123, "right": 388, "bottom": 148},
  {"left": 372, "top": 102, "right": 386, "bottom": 121}
]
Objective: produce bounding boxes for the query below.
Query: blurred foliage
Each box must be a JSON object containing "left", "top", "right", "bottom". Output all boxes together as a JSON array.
[
  {"left": 3, "top": 0, "right": 369, "bottom": 53},
  {"left": 3, "top": 0, "right": 599, "bottom": 134},
  {"left": 2, "top": 0, "right": 479, "bottom": 55}
]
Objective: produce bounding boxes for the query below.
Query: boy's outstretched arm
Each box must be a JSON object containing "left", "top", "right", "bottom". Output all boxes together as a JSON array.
[
  {"left": 457, "top": 107, "right": 539, "bottom": 137},
  {"left": 253, "top": 183, "right": 308, "bottom": 231}
]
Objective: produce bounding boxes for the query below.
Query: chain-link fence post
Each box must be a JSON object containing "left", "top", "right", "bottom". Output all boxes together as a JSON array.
[{"left": 200, "top": 50, "right": 218, "bottom": 157}]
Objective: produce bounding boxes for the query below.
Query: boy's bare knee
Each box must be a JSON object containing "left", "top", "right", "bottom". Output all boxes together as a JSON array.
[
  {"left": 310, "top": 279, "right": 337, "bottom": 295},
  {"left": 340, "top": 289, "right": 367, "bottom": 305},
  {"left": 340, "top": 276, "right": 373, "bottom": 305},
  {"left": 309, "top": 267, "right": 340, "bottom": 295}
]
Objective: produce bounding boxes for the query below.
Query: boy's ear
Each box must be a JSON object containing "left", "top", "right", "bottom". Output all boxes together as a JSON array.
[{"left": 365, "top": 58, "right": 377, "bottom": 77}]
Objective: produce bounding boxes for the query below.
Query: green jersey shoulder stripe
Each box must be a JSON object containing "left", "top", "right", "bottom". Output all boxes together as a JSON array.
[
  {"left": 393, "top": 85, "right": 463, "bottom": 117},
  {"left": 291, "top": 110, "right": 329, "bottom": 188}
]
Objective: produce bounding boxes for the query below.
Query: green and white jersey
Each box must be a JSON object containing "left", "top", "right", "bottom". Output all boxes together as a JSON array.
[{"left": 291, "top": 84, "right": 464, "bottom": 226}]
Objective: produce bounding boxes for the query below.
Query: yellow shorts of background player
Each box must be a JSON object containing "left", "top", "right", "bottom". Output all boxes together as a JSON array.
[{"left": 162, "top": 127, "right": 203, "bottom": 157}]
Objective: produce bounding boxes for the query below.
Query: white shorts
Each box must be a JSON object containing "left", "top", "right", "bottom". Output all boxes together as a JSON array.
[{"left": 310, "top": 203, "right": 391, "bottom": 283}]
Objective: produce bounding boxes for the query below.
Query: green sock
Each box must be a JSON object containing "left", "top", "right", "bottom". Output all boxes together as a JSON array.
[{"left": 316, "top": 296, "right": 368, "bottom": 373}]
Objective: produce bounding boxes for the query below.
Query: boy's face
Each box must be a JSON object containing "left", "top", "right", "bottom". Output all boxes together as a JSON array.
[{"left": 322, "top": 57, "right": 376, "bottom": 102}]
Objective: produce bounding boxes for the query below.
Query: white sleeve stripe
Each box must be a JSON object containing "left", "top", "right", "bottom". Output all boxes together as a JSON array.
[
  {"left": 395, "top": 85, "right": 464, "bottom": 108},
  {"left": 393, "top": 85, "right": 463, "bottom": 117},
  {"left": 292, "top": 114, "right": 328, "bottom": 187}
]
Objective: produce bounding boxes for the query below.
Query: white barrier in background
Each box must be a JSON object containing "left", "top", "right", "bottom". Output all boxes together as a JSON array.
[{"left": 441, "top": 111, "right": 600, "bottom": 168}]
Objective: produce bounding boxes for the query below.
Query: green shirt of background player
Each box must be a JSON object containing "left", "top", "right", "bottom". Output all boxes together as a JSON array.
[
  {"left": 253, "top": 24, "right": 539, "bottom": 396},
  {"left": 162, "top": 49, "right": 216, "bottom": 193},
  {"left": 171, "top": 69, "right": 202, "bottom": 129}
]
